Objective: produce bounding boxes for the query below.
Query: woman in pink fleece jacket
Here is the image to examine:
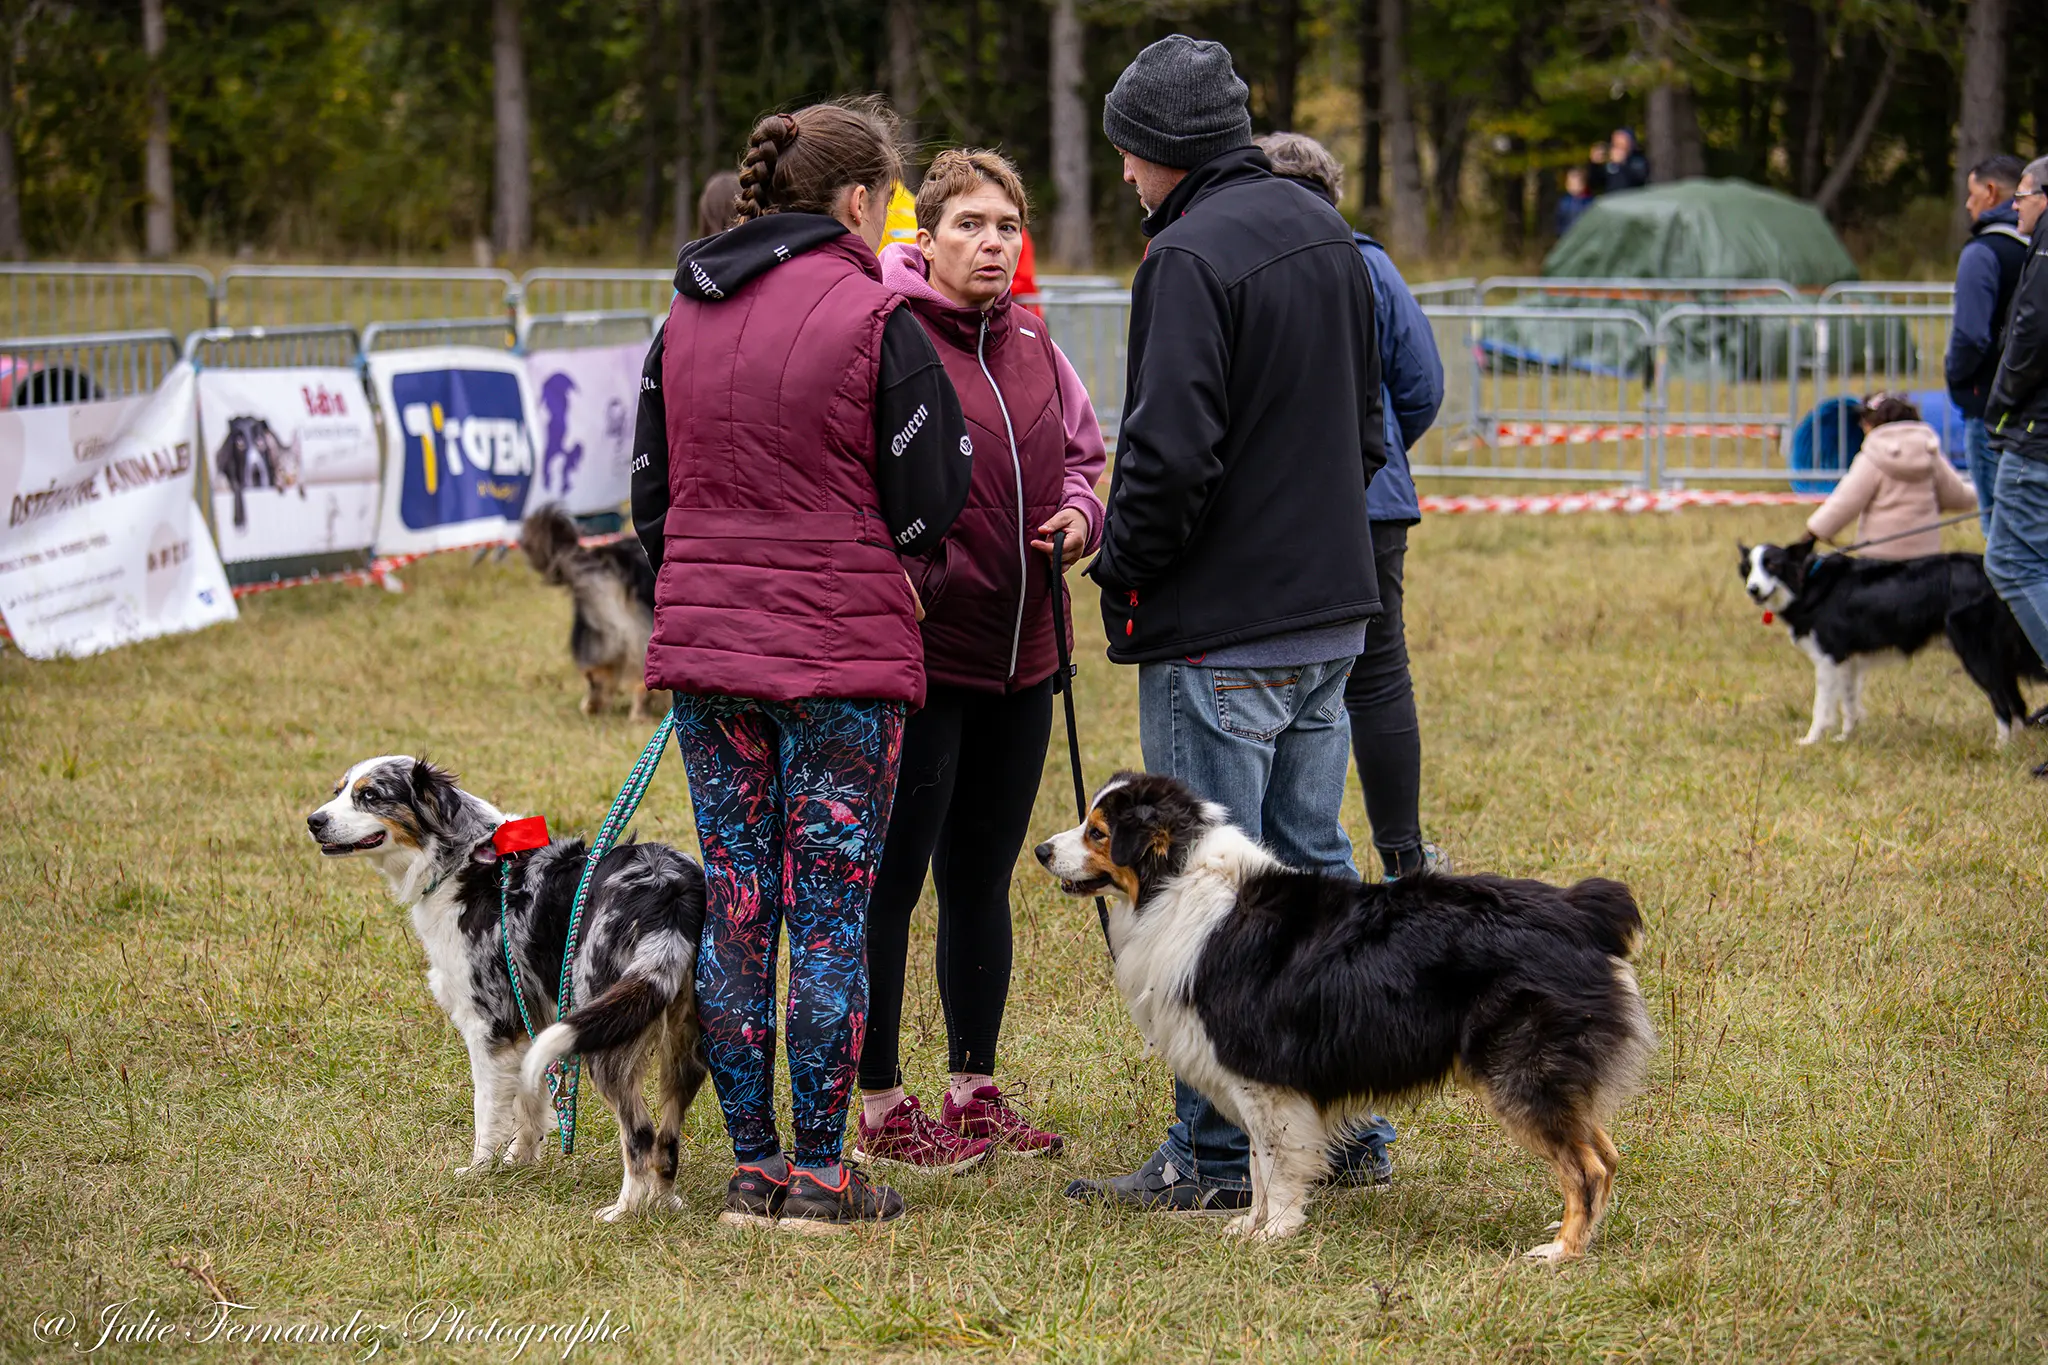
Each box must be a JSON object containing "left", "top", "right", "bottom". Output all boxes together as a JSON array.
[
  {"left": 854, "top": 149, "right": 1107, "bottom": 1172},
  {"left": 1807, "top": 394, "right": 1978, "bottom": 558}
]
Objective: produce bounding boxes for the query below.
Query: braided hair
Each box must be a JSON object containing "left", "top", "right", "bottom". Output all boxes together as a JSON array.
[{"left": 733, "top": 98, "right": 902, "bottom": 223}]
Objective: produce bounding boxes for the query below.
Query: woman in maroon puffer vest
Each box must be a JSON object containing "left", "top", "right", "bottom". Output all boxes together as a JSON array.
[
  {"left": 629, "top": 100, "right": 974, "bottom": 1232},
  {"left": 851, "top": 150, "right": 1108, "bottom": 1170}
]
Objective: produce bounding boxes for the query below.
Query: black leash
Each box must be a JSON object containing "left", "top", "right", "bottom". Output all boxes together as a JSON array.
[
  {"left": 1047, "top": 529, "right": 1113, "bottom": 959},
  {"left": 1825, "top": 510, "right": 1982, "bottom": 556}
]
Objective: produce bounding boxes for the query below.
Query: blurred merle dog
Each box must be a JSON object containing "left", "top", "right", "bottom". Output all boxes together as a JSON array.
[
  {"left": 306, "top": 755, "right": 706, "bottom": 1221},
  {"left": 520, "top": 504, "right": 663, "bottom": 719},
  {"left": 214, "top": 415, "right": 301, "bottom": 530}
]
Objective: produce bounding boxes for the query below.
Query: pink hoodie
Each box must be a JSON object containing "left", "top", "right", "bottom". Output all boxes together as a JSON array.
[{"left": 1806, "top": 420, "right": 1978, "bottom": 558}]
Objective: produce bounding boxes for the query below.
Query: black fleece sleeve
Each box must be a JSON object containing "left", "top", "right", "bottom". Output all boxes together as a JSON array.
[
  {"left": 1987, "top": 250, "right": 2048, "bottom": 439},
  {"left": 629, "top": 330, "right": 669, "bottom": 578},
  {"left": 874, "top": 306, "right": 971, "bottom": 558}
]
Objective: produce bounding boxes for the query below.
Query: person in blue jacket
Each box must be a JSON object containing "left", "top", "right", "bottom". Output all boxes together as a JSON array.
[
  {"left": 1947, "top": 153, "right": 2033, "bottom": 527},
  {"left": 1257, "top": 130, "right": 1446, "bottom": 1185}
]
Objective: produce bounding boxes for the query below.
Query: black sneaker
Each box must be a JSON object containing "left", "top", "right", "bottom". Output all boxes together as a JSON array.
[
  {"left": 717, "top": 1161, "right": 788, "bottom": 1229},
  {"left": 779, "top": 1164, "right": 905, "bottom": 1235},
  {"left": 1062, "top": 1145, "right": 1250, "bottom": 1214},
  {"left": 1320, "top": 1141, "right": 1394, "bottom": 1191}
]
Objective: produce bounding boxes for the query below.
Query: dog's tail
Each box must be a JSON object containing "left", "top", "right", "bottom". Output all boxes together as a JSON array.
[
  {"left": 519, "top": 862, "right": 703, "bottom": 1098},
  {"left": 1562, "top": 877, "right": 1644, "bottom": 959}
]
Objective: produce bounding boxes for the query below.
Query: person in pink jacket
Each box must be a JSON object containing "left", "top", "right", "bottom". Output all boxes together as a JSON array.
[{"left": 1806, "top": 394, "right": 1978, "bottom": 558}]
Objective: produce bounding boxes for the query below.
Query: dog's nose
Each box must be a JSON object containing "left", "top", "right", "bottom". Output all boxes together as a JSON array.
[
  {"left": 1033, "top": 840, "right": 1054, "bottom": 867},
  {"left": 307, "top": 812, "right": 329, "bottom": 837}
]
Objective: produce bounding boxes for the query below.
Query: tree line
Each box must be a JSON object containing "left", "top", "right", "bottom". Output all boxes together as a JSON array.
[{"left": 2, "top": 0, "right": 2043, "bottom": 267}]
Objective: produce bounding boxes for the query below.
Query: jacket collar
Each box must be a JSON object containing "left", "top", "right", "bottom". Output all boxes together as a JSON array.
[
  {"left": 1972, "top": 201, "right": 2023, "bottom": 237},
  {"left": 878, "top": 241, "right": 1012, "bottom": 351},
  {"left": 672, "top": 213, "right": 878, "bottom": 302},
  {"left": 1143, "top": 146, "right": 1273, "bottom": 239}
]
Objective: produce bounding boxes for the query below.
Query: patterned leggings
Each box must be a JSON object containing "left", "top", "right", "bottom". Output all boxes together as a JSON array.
[{"left": 672, "top": 693, "right": 905, "bottom": 1168}]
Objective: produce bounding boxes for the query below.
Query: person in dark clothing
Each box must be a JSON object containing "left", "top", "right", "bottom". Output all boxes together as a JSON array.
[
  {"left": 1984, "top": 155, "right": 2048, "bottom": 749},
  {"left": 856, "top": 149, "right": 1106, "bottom": 1171},
  {"left": 1555, "top": 165, "right": 1596, "bottom": 237},
  {"left": 1591, "top": 128, "right": 1648, "bottom": 194},
  {"left": 629, "top": 98, "right": 973, "bottom": 1232},
  {"left": 1255, "top": 131, "right": 1449, "bottom": 885},
  {"left": 1064, "top": 37, "right": 1387, "bottom": 1216},
  {"left": 1947, "top": 153, "right": 2032, "bottom": 525}
]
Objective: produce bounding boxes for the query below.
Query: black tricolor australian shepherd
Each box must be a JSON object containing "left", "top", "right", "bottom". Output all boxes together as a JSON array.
[
  {"left": 520, "top": 504, "right": 664, "bottom": 719},
  {"left": 1036, "top": 773, "right": 1655, "bottom": 1259},
  {"left": 306, "top": 755, "right": 707, "bottom": 1221},
  {"left": 1740, "top": 538, "right": 2045, "bottom": 746}
]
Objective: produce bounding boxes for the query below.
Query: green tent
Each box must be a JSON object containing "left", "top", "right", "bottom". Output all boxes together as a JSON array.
[
  {"left": 1542, "top": 179, "right": 1859, "bottom": 286},
  {"left": 1481, "top": 179, "right": 1885, "bottom": 382}
]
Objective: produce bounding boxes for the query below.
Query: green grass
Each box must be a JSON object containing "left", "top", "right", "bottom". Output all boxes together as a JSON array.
[{"left": 3, "top": 511, "right": 2045, "bottom": 1362}]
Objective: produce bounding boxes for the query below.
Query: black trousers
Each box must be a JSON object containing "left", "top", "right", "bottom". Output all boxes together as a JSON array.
[
  {"left": 1344, "top": 522, "right": 1424, "bottom": 877},
  {"left": 859, "top": 677, "right": 1054, "bottom": 1089}
]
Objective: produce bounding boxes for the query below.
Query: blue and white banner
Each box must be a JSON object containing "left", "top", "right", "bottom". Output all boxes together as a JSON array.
[
  {"left": 367, "top": 347, "right": 540, "bottom": 556},
  {"left": 0, "top": 363, "right": 237, "bottom": 658},
  {"left": 525, "top": 342, "right": 642, "bottom": 517}
]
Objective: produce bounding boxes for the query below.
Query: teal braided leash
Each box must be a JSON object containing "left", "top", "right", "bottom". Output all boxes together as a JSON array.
[{"left": 530, "top": 711, "right": 676, "bottom": 1155}]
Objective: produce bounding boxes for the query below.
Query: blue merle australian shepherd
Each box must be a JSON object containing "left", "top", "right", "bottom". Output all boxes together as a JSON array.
[
  {"left": 307, "top": 756, "right": 706, "bottom": 1221},
  {"left": 1038, "top": 773, "right": 1655, "bottom": 1259}
]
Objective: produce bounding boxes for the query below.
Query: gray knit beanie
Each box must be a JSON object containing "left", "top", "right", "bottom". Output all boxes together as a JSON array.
[{"left": 1102, "top": 35, "right": 1253, "bottom": 170}]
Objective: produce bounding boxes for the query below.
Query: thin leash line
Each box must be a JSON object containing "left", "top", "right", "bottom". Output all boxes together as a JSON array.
[
  {"left": 1822, "top": 510, "right": 1982, "bottom": 555},
  {"left": 1048, "top": 530, "right": 1114, "bottom": 963}
]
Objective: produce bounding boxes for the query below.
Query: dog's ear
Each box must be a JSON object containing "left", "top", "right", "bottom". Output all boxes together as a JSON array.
[
  {"left": 1108, "top": 805, "right": 1161, "bottom": 871},
  {"left": 409, "top": 759, "right": 464, "bottom": 834}
]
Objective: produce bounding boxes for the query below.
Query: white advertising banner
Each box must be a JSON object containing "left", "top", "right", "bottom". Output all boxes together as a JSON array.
[
  {"left": 366, "top": 347, "right": 540, "bottom": 556},
  {"left": 524, "top": 342, "right": 642, "bottom": 517},
  {"left": 197, "top": 365, "right": 381, "bottom": 564},
  {"left": 0, "top": 363, "right": 237, "bottom": 658}
]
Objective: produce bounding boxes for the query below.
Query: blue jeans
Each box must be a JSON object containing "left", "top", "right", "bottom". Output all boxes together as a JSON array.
[
  {"left": 1137, "top": 656, "right": 1396, "bottom": 1189},
  {"left": 1985, "top": 451, "right": 2048, "bottom": 670},
  {"left": 1967, "top": 418, "right": 1997, "bottom": 531}
]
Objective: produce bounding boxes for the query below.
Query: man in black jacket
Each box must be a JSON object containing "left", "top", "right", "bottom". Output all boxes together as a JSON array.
[
  {"left": 1984, "top": 155, "right": 2048, "bottom": 768},
  {"left": 1066, "top": 34, "right": 1388, "bottom": 1214}
]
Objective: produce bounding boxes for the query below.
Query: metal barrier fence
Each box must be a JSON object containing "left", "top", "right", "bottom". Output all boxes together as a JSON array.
[
  {"left": 1411, "top": 307, "right": 1658, "bottom": 485},
  {"left": 184, "top": 323, "right": 361, "bottom": 369},
  {"left": 361, "top": 317, "right": 518, "bottom": 352},
  {"left": 1653, "top": 303, "right": 1951, "bottom": 487},
  {"left": 218, "top": 266, "right": 519, "bottom": 332},
  {"left": 519, "top": 310, "right": 659, "bottom": 352},
  {"left": 1479, "top": 276, "right": 1803, "bottom": 306},
  {"left": 0, "top": 264, "right": 216, "bottom": 339},
  {"left": 518, "top": 269, "right": 673, "bottom": 319},
  {"left": 0, "top": 328, "right": 184, "bottom": 404},
  {"left": 1408, "top": 278, "right": 1480, "bottom": 307},
  {"left": 1817, "top": 281, "right": 1956, "bottom": 307}
]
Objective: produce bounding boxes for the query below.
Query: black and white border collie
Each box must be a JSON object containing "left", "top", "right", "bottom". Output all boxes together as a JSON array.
[
  {"left": 306, "top": 756, "right": 707, "bottom": 1221},
  {"left": 1740, "top": 539, "right": 2045, "bottom": 747},
  {"left": 1036, "top": 773, "right": 1655, "bottom": 1260}
]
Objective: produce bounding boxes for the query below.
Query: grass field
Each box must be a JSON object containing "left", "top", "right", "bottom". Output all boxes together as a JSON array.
[{"left": 4, "top": 509, "right": 2045, "bottom": 1362}]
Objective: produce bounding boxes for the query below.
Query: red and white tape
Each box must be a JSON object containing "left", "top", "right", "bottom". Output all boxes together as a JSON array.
[{"left": 1418, "top": 487, "right": 1824, "bottom": 515}]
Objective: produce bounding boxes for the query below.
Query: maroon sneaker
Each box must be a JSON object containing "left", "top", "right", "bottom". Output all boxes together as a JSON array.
[
  {"left": 943, "top": 1084, "right": 1065, "bottom": 1158},
  {"left": 852, "top": 1095, "right": 994, "bottom": 1174}
]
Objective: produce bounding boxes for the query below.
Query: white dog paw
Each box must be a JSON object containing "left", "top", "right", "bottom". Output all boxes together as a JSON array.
[
  {"left": 663, "top": 1193, "right": 686, "bottom": 1213},
  {"left": 1797, "top": 733, "right": 1821, "bottom": 747},
  {"left": 454, "top": 1158, "right": 493, "bottom": 1178},
  {"left": 595, "top": 1202, "right": 631, "bottom": 1223},
  {"left": 1220, "top": 1213, "right": 1258, "bottom": 1238},
  {"left": 1523, "top": 1240, "right": 1575, "bottom": 1264}
]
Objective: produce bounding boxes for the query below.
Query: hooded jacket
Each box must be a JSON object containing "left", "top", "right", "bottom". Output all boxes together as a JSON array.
[
  {"left": 629, "top": 213, "right": 972, "bottom": 706},
  {"left": 1805, "top": 420, "right": 1977, "bottom": 558},
  {"left": 1987, "top": 240, "right": 2048, "bottom": 461},
  {"left": 1087, "top": 146, "right": 1384, "bottom": 663},
  {"left": 879, "top": 243, "right": 1105, "bottom": 693},
  {"left": 1946, "top": 202, "right": 2032, "bottom": 418},
  {"left": 1355, "top": 233, "right": 1444, "bottom": 525}
]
